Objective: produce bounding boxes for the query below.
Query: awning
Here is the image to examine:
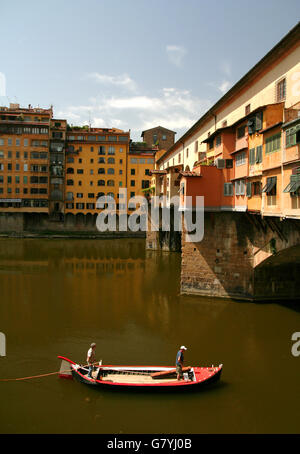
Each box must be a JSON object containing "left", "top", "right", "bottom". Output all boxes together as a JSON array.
[
  {"left": 262, "top": 177, "right": 277, "bottom": 193},
  {"left": 283, "top": 176, "right": 300, "bottom": 193}
]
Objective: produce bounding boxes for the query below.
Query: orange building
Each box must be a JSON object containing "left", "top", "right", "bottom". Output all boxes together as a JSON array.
[{"left": 0, "top": 103, "right": 52, "bottom": 213}]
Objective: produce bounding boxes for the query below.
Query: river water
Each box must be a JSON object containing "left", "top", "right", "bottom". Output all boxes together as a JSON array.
[{"left": 0, "top": 238, "right": 299, "bottom": 434}]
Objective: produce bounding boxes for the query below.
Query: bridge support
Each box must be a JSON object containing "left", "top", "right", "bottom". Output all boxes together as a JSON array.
[{"left": 181, "top": 212, "right": 300, "bottom": 301}]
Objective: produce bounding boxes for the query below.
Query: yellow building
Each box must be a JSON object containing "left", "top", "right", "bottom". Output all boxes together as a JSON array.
[{"left": 65, "top": 128, "right": 129, "bottom": 214}]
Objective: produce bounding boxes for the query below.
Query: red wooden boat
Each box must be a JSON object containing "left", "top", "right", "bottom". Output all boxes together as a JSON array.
[{"left": 58, "top": 356, "right": 223, "bottom": 390}]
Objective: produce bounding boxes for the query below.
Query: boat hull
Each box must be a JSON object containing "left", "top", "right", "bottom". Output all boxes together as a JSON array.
[{"left": 58, "top": 359, "right": 223, "bottom": 391}]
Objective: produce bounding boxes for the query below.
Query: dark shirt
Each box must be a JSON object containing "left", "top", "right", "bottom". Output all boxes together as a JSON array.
[{"left": 176, "top": 350, "right": 184, "bottom": 366}]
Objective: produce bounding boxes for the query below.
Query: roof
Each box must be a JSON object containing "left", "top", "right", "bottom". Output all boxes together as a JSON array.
[
  {"left": 141, "top": 126, "right": 177, "bottom": 136},
  {"left": 201, "top": 126, "right": 232, "bottom": 143},
  {"left": 149, "top": 170, "right": 167, "bottom": 175},
  {"left": 180, "top": 171, "right": 201, "bottom": 177},
  {"left": 156, "top": 22, "right": 300, "bottom": 163},
  {"left": 260, "top": 121, "right": 283, "bottom": 134}
]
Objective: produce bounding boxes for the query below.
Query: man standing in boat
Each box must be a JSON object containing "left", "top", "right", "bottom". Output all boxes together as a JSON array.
[
  {"left": 176, "top": 346, "right": 187, "bottom": 380},
  {"left": 87, "top": 343, "right": 96, "bottom": 378}
]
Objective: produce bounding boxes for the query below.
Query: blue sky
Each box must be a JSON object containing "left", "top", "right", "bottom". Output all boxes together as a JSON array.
[{"left": 0, "top": 0, "right": 299, "bottom": 140}]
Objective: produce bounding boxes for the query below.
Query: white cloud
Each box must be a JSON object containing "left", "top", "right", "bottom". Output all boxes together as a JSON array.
[
  {"left": 57, "top": 87, "right": 212, "bottom": 141},
  {"left": 86, "top": 72, "right": 137, "bottom": 91},
  {"left": 166, "top": 45, "right": 187, "bottom": 67},
  {"left": 218, "top": 80, "right": 232, "bottom": 94}
]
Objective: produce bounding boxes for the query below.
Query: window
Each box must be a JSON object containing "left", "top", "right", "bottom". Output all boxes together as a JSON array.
[
  {"left": 142, "top": 180, "right": 150, "bottom": 189},
  {"left": 246, "top": 182, "right": 252, "bottom": 198},
  {"left": 66, "top": 203, "right": 74, "bottom": 209},
  {"left": 15, "top": 176, "right": 20, "bottom": 184},
  {"left": 23, "top": 176, "right": 28, "bottom": 184},
  {"left": 97, "top": 136, "right": 106, "bottom": 141},
  {"left": 119, "top": 136, "right": 128, "bottom": 142},
  {"left": 235, "top": 180, "right": 245, "bottom": 195},
  {"left": 98, "top": 168, "right": 105, "bottom": 174},
  {"left": 130, "top": 158, "right": 138, "bottom": 164},
  {"left": 108, "top": 146, "right": 115, "bottom": 155},
  {"left": 262, "top": 176, "right": 277, "bottom": 195},
  {"left": 276, "top": 78, "right": 286, "bottom": 101},
  {"left": 286, "top": 126, "right": 300, "bottom": 148},
  {"left": 107, "top": 180, "right": 114, "bottom": 186},
  {"left": 249, "top": 148, "right": 256, "bottom": 165},
  {"left": 131, "top": 180, "right": 135, "bottom": 187},
  {"left": 90, "top": 169, "right": 94, "bottom": 175},
  {"left": 67, "top": 168, "right": 74, "bottom": 174},
  {"left": 0, "top": 139, "right": 4, "bottom": 146},
  {"left": 76, "top": 203, "right": 85, "bottom": 209},
  {"left": 77, "top": 169, "right": 84, "bottom": 174},
  {"left": 67, "top": 179, "right": 74, "bottom": 186},
  {"left": 245, "top": 104, "right": 251, "bottom": 115},
  {"left": 88, "top": 193, "right": 94, "bottom": 198},
  {"left": 98, "top": 157, "right": 105, "bottom": 163},
  {"left": 87, "top": 203, "right": 95, "bottom": 209},
  {"left": 24, "top": 139, "right": 28, "bottom": 147},
  {"left": 131, "top": 169, "right": 135, "bottom": 175},
  {"left": 265, "top": 133, "right": 281, "bottom": 154},
  {"left": 215, "top": 135, "right": 221, "bottom": 147},
  {"left": 66, "top": 192, "right": 74, "bottom": 201},
  {"left": 256, "top": 145, "right": 263, "bottom": 163},
  {"left": 30, "top": 176, "right": 39, "bottom": 183},
  {"left": 153, "top": 134, "right": 158, "bottom": 144},
  {"left": 98, "top": 180, "right": 105, "bottom": 186},
  {"left": 107, "top": 157, "right": 115, "bottom": 164},
  {"left": 77, "top": 193, "right": 83, "bottom": 198},
  {"left": 283, "top": 174, "right": 300, "bottom": 195},
  {"left": 162, "top": 134, "right": 167, "bottom": 140},
  {"left": 145, "top": 169, "right": 150, "bottom": 175},
  {"left": 88, "top": 136, "right": 96, "bottom": 141},
  {"left": 98, "top": 146, "right": 106, "bottom": 155},
  {"left": 235, "top": 151, "right": 246, "bottom": 166},
  {"left": 107, "top": 168, "right": 114, "bottom": 175},
  {"left": 224, "top": 183, "right": 233, "bottom": 196},
  {"left": 130, "top": 192, "right": 135, "bottom": 198},
  {"left": 108, "top": 136, "right": 117, "bottom": 142},
  {"left": 24, "top": 152, "right": 28, "bottom": 159},
  {"left": 237, "top": 125, "right": 246, "bottom": 139},
  {"left": 0, "top": 151, "right": 4, "bottom": 159},
  {"left": 253, "top": 181, "right": 262, "bottom": 195},
  {"left": 208, "top": 139, "right": 214, "bottom": 150},
  {"left": 119, "top": 170, "right": 123, "bottom": 175}
]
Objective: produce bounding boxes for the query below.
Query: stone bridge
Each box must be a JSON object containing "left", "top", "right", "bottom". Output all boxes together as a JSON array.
[{"left": 147, "top": 211, "right": 300, "bottom": 301}]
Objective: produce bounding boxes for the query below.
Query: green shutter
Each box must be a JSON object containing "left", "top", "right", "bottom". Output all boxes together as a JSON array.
[
  {"left": 255, "top": 112, "right": 263, "bottom": 131},
  {"left": 246, "top": 182, "right": 252, "bottom": 197}
]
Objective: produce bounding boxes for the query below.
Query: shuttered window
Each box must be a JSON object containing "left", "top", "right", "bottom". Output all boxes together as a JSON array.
[
  {"left": 256, "top": 145, "right": 262, "bottom": 163},
  {"left": 246, "top": 182, "right": 252, "bottom": 197},
  {"left": 262, "top": 176, "right": 277, "bottom": 195},
  {"left": 224, "top": 183, "right": 233, "bottom": 196},
  {"left": 249, "top": 148, "right": 256, "bottom": 165},
  {"left": 265, "top": 133, "right": 281, "bottom": 154},
  {"left": 285, "top": 125, "right": 300, "bottom": 148},
  {"left": 235, "top": 180, "right": 245, "bottom": 196}
]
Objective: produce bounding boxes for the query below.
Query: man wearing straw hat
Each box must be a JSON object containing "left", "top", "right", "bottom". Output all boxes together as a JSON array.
[
  {"left": 176, "top": 346, "right": 187, "bottom": 380},
  {"left": 87, "top": 343, "right": 96, "bottom": 378}
]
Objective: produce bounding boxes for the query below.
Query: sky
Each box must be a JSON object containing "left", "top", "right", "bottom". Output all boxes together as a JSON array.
[{"left": 0, "top": 0, "right": 299, "bottom": 141}]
